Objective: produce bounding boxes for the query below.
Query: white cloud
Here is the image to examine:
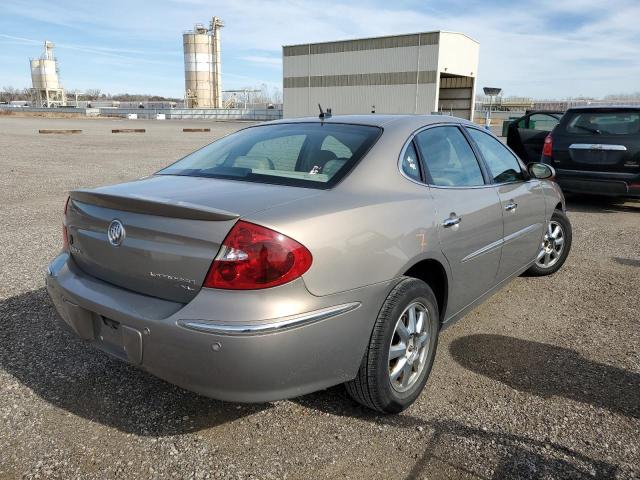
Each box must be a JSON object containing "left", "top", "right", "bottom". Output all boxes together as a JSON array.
[
  {"left": 171, "top": 0, "right": 640, "bottom": 97},
  {"left": 2, "top": 0, "right": 639, "bottom": 98}
]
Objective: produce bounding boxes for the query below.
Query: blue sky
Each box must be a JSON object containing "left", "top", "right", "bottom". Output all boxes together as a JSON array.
[{"left": 1, "top": 0, "right": 639, "bottom": 99}]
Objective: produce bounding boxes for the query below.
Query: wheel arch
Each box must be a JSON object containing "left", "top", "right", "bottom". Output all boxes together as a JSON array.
[{"left": 403, "top": 258, "right": 449, "bottom": 323}]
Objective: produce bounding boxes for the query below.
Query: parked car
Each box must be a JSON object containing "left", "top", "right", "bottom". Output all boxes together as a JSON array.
[
  {"left": 541, "top": 106, "right": 640, "bottom": 198},
  {"left": 506, "top": 111, "right": 563, "bottom": 163},
  {"left": 46, "top": 115, "right": 571, "bottom": 413}
]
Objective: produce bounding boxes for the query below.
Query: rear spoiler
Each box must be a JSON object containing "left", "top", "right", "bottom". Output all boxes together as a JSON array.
[{"left": 70, "top": 190, "right": 240, "bottom": 221}]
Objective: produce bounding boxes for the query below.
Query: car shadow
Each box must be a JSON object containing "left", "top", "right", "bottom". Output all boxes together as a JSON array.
[
  {"left": 404, "top": 418, "right": 619, "bottom": 479},
  {"left": 565, "top": 193, "right": 640, "bottom": 214},
  {"left": 449, "top": 334, "right": 640, "bottom": 420},
  {"left": 0, "top": 288, "right": 270, "bottom": 436},
  {"left": 294, "top": 389, "right": 619, "bottom": 479}
]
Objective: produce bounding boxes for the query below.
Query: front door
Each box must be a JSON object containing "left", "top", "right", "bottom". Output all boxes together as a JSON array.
[
  {"left": 466, "top": 128, "right": 546, "bottom": 280},
  {"left": 414, "top": 126, "right": 503, "bottom": 317},
  {"left": 509, "top": 113, "right": 560, "bottom": 163}
]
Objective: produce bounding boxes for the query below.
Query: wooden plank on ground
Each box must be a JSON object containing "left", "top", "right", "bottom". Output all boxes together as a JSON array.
[{"left": 38, "top": 129, "right": 82, "bottom": 134}]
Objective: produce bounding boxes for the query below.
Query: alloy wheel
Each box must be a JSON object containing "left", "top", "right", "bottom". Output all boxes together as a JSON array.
[
  {"left": 536, "top": 220, "right": 565, "bottom": 269},
  {"left": 388, "top": 302, "right": 431, "bottom": 392}
]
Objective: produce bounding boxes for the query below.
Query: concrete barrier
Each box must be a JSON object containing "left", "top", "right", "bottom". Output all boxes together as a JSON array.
[{"left": 111, "top": 129, "right": 146, "bottom": 133}]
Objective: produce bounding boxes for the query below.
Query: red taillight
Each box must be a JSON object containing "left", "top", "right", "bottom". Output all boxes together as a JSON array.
[
  {"left": 542, "top": 134, "right": 553, "bottom": 157},
  {"left": 204, "top": 221, "right": 313, "bottom": 290},
  {"left": 62, "top": 196, "right": 70, "bottom": 251}
]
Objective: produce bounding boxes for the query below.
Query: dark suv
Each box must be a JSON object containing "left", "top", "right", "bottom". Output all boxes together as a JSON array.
[{"left": 541, "top": 106, "right": 640, "bottom": 198}]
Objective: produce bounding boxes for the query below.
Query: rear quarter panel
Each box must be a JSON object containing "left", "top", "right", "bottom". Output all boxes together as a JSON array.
[{"left": 246, "top": 184, "right": 448, "bottom": 297}]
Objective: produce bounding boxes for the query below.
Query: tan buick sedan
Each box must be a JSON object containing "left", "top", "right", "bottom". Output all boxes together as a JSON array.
[{"left": 47, "top": 115, "right": 571, "bottom": 413}]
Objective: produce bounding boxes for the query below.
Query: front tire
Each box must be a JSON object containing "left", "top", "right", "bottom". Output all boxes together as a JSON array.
[
  {"left": 345, "top": 277, "right": 439, "bottom": 413},
  {"left": 526, "top": 209, "right": 572, "bottom": 276}
]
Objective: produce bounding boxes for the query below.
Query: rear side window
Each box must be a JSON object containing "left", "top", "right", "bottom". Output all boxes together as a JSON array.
[
  {"left": 401, "top": 142, "right": 421, "bottom": 182},
  {"left": 564, "top": 111, "right": 640, "bottom": 135},
  {"left": 467, "top": 128, "right": 525, "bottom": 183},
  {"left": 415, "top": 126, "right": 485, "bottom": 187},
  {"left": 158, "top": 123, "right": 381, "bottom": 189}
]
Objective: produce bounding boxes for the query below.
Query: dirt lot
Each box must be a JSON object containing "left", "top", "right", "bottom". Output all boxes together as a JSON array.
[{"left": 1, "top": 117, "right": 638, "bottom": 479}]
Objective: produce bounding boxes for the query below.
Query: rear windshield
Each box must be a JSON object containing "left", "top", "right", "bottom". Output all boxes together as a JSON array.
[
  {"left": 157, "top": 123, "right": 381, "bottom": 188},
  {"left": 563, "top": 111, "right": 640, "bottom": 135}
]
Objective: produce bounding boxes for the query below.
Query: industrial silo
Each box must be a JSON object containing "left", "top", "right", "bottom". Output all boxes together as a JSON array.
[
  {"left": 183, "top": 17, "right": 223, "bottom": 108},
  {"left": 30, "top": 41, "right": 66, "bottom": 107}
]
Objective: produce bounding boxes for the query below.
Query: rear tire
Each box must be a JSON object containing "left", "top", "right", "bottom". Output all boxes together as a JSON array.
[
  {"left": 526, "top": 209, "right": 572, "bottom": 276},
  {"left": 345, "top": 277, "right": 439, "bottom": 413}
]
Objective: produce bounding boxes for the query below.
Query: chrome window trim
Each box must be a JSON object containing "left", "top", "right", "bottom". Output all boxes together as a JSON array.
[
  {"left": 397, "top": 122, "right": 491, "bottom": 189},
  {"left": 178, "top": 302, "right": 361, "bottom": 336}
]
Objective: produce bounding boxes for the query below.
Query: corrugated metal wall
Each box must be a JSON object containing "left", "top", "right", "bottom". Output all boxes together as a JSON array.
[
  {"left": 283, "top": 33, "right": 441, "bottom": 117},
  {"left": 283, "top": 31, "right": 479, "bottom": 119}
]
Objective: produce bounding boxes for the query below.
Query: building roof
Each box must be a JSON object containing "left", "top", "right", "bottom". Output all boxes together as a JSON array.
[
  {"left": 266, "top": 113, "right": 475, "bottom": 129},
  {"left": 282, "top": 30, "right": 479, "bottom": 48}
]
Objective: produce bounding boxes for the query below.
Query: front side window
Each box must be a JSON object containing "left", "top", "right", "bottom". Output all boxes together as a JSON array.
[
  {"left": 467, "top": 128, "right": 525, "bottom": 183},
  {"left": 158, "top": 123, "right": 381, "bottom": 189},
  {"left": 528, "top": 114, "right": 560, "bottom": 132},
  {"left": 414, "top": 126, "right": 485, "bottom": 187}
]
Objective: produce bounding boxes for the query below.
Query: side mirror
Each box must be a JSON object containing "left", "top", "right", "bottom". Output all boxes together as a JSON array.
[{"left": 528, "top": 162, "right": 555, "bottom": 180}]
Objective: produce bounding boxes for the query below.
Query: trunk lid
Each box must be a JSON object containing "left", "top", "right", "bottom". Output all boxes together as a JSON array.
[{"left": 66, "top": 175, "right": 319, "bottom": 303}]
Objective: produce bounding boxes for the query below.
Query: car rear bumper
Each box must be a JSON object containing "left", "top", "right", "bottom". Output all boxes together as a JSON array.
[
  {"left": 46, "top": 253, "right": 392, "bottom": 403},
  {"left": 555, "top": 169, "right": 640, "bottom": 197}
]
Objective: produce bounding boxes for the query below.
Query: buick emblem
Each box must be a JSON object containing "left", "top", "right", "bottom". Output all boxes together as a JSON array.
[{"left": 107, "top": 219, "right": 125, "bottom": 247}]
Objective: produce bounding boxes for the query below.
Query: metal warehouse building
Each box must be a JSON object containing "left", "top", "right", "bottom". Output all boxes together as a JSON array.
[{"left": 283, "top": 31, "right": 479, "bottom": 119}]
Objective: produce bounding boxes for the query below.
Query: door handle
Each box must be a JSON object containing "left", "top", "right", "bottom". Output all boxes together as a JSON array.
[
  {"left": 505, "top": 201, "right": 518, "bottom": 212},
  {"left": 442, "top": 214, "right": 462, "bottom": 228}
]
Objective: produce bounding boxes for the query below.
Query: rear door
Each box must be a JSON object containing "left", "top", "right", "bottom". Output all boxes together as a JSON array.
[
  {"left": 466, "top": 127, "right": 546, "bottom": 280},
  {"left": 552, "top": 109, "right": 640, "bottom": 172},
  {"left": 413, "top": 125, "right": 503, "bottom": 316}
]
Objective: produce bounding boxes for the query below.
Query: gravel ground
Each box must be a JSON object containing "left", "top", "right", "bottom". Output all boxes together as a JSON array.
[{"left": 0, "top": 117, "right": 638, "bottom": 480}]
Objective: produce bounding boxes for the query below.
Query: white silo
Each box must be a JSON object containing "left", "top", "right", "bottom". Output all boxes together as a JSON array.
[
  {"left": 183, "top": 17, "right": 224, "bottom": 108},
  {"left": 30, "top": 41, "right": 66, "bottom": 107}
]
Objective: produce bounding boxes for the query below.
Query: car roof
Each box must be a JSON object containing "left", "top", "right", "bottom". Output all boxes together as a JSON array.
[
  {"left": 565, "top": 105, "right": 640, "bottom": 112},
  {"left": 263, "top": 114, "right": 475, "bottom": 130}
]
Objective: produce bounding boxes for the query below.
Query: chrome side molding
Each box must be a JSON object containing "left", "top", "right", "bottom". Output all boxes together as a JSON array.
[{"left": 178, "top": 302, "right": 361, "bottom": 336}]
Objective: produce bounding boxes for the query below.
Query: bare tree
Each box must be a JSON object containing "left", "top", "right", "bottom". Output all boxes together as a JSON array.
[
  {"left": 85, "top": 89, "right": 101, "bottom": 100},
  {"left": 1, "top": 86, "right": 31, "bottom": 102}
]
